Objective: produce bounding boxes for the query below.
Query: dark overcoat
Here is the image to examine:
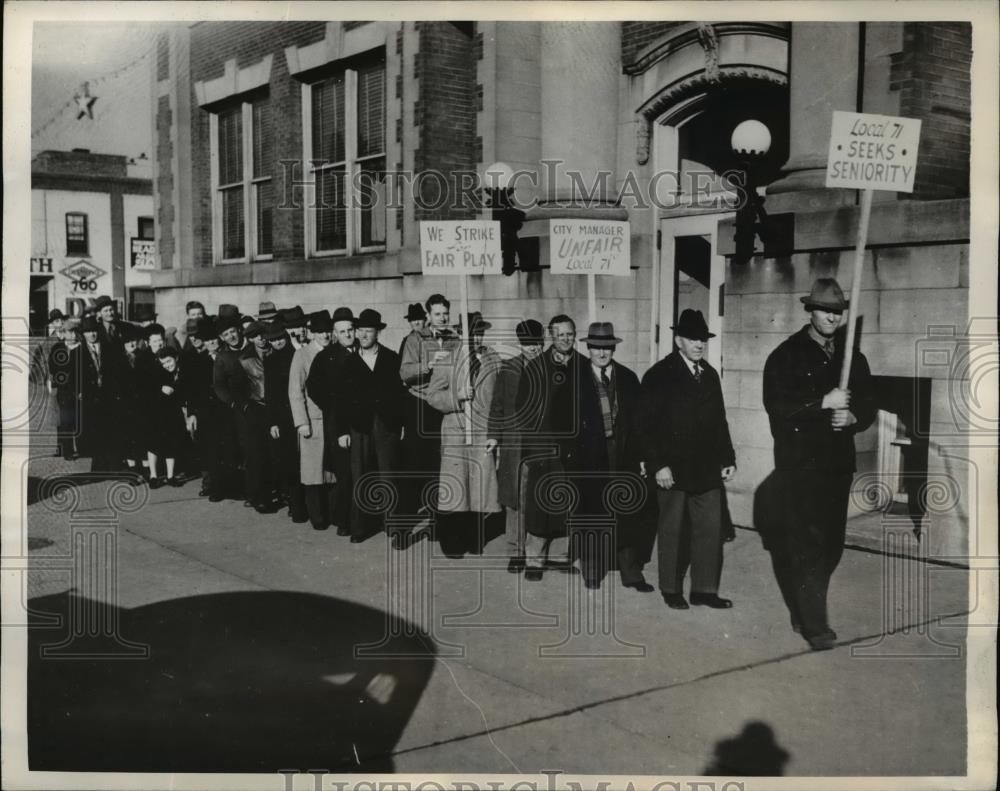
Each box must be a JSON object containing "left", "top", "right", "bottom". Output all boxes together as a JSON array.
[
  {"left": 340, "top": 345, "right": 406, "bottom": 435},
  {"left": 487, "top": 353, "right": 529, "bottom": 509},
  {"left": 639, "top": 350, "right": 735, "bottom": 494},
  {"left": 762, "top": 325, "right": 876, "bottom": 472}
]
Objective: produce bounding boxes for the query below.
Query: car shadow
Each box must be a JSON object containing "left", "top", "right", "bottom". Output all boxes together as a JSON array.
[{"left": 28, "top": 589, "right": 436, "bottom": 773}]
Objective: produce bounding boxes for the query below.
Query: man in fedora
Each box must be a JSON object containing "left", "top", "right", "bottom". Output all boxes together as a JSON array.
[
  {"left": 640, "top": 309, "right": 736, "bottom": 611},
  {"left": 486, "top": 319, "right": 546, "bottom": 573},
  {"left": 339, "top": 309, "right": 407, "bottom": 542},
  {"left": 566, "top": 322, "right": 650, "bottom": 591},
  {"left": 257, "top": 301, "right": 279, "bottom": 322},
  {"left": 263, "top": 321, "right": 308, "bottom": 523},
  {"left": 398, "top": 303, "right": 427, "bottom": 356},
  {"left": 307, "top": 307, "right": 359, "bottom": 535},
  {"left": 290, "top": 311, "right": 337, "bottom": 529},
  {"left": 238, "top": 321, "right": 277, "bottom": 513},
  {"left": 94, "top": 295, "right": 124, "bottom": 349},
  {"left": 762, "top": 277, "right": 875, "bottom": 650}
]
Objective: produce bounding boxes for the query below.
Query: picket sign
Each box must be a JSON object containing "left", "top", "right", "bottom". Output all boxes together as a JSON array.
[
  {"left": 549, "top": 219, "right": 631, "bottom": 324},
  {"left": 825, "top": 111, "right": 921, "bottom": 389},
  {"left": 420, "top": 220, "right": 502, "bottom": 444}
]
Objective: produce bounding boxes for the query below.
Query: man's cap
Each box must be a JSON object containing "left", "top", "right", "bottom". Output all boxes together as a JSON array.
[
  {"left": 671, "top": 309, "right": 715, "bottom": 341},
  {"left": 94, "top": 295, "right": 114, "bottom": 310},
  {"left": 580, "top": 321, "right": 622, "bottom": 348},
  {"left": 257, "top": 301, "right": 278, "bottom": 320},
  {"left": 218, "top": 303, "right": 241, "bottom": 320},
  {"left": 356, "top": 308, "right": 387, "bottom": 330},
  {"left": 245, "top": 321, "right": 266, "bottom": 339},
  {"left": 309, "top": 309, "right": 333, "bottom": 332},
  {"left": 515, "top": 319, "right": 545, "bottom": 345},
  {"left": 332, "top": 307, "right": 356, "bottom": 326},
  {"left": 48, "top": 309, "right": 66, "bottom": 321},
  {"left": 405, "top": 302, "right": 427, "bottom": 321},
  {"left": 800, "top": 278, "right": 850, "bottom": 312}
]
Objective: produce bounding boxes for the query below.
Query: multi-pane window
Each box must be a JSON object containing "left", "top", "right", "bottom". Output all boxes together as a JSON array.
[
  {"left": 65, "top": 213, "right": 89, "bottom": 256},
  {"left": 211, "top": 95, "right": 273, "bottom": 262},
  {"left": 306, "top": 55, "right": 385, "bottom": 255},
  {"left": 137, "top": 216, "right": 155, "bottom": 240}
]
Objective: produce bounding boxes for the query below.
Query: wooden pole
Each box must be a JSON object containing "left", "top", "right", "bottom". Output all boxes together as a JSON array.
[
  {"left": 587, "top": 272, "right": 597, "bottom": 325},
  {"left": 839, "top": 188, "right": 874, "bottom": 390},
  {"left": 459, "top": 273, "right": 472, "bottom": 445}
]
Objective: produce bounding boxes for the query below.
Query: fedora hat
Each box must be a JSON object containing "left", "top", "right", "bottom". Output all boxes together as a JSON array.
[
  {"left": 356, "top": 308, "right": 387, "bottom": 330},
  {"left": 671, "top": 309, "right": 715, "bottom": 341},
  {"left": 195, "top": 317, "right": 218, "bottom": 341},
  {"left": 800, "top": 278, "right": 850, "bottom": 312},
  {"left": 245, "top": 321, "right": 266, "bottom": 339},
  {"left": 462, "top": 312, "right": 492, "bottom": 334},
  {"left": 218, "top": 303, "right": 241, "bottom": 320},
  {"left": 309, "top": 309, "right": 333, "bottom": 332},
  {"left": 257, "top": 301, "right": 278, "bottom": 320},
  {"left": 581, "top": 321, "right": 622, "bottom": 347},
  {"left": 331, "top": 307, "right": 356, "bottom": 326},
  {"left": 279, "top": 306, "right": 306, "bottom": 328},
  {"left": 133, "top": 303, "right": 157, "bottom": 323},
  {"left": 81, "top": 316, "right": 100, "bottom": 333},
  {"left": 264, "top": 322, "right": 289, "bottom": 341},
  {"left": 120, "top": 323, "right": 142, "bottom": 343},
  {"left": 405, "top": 302, "right": 427, "bottom": 321},
  {"left": 94, "top": 295, "right": 114, "bottom": 310},
  {"left": 515, "top": 319, "right": 545, "bottom": 345},
  {"left": 217, "top": 314, "right": 242, "bottom": 334},
  {"left": 48, "top": 308, "right": 66, "bottom": 322}
]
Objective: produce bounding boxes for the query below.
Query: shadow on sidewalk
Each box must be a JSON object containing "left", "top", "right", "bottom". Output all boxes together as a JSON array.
[
  {"left": 28, "top": 589, "right": 436, "bottom": 772},
  {"left": 704, "top": 720, "right": 791, "bottom": 776}
]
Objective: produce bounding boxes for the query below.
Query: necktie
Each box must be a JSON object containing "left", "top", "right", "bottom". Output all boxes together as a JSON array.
[
  {"left": 692, "top": 363, "right": 702, "bottom": 383},
  {"left": 824, "top": 339, "right": 835, "bottom": 360},
  {"left": 601, "top": 367, "right": 615, "bottom": 409}
]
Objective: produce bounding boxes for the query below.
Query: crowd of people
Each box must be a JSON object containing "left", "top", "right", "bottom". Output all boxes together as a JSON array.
[{"left": 31, "top": 276, "right": 874, "bottom": 650}]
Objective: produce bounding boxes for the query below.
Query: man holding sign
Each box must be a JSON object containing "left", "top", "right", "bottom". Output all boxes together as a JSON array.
[{"left": 762, "top": 278, "right": 876, "bottom": 651}]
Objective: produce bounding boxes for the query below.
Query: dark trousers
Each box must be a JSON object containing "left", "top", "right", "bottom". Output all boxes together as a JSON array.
[
  {"left": 198, "top": 405, "right": 237, "bottom": 497},
  {"left": 656, "top": 487, "right": 723, "bottom": 595},
  {"left": 304, "top": 484, "right": 337, "bottom": 530},
  {"left": 271, "top": 416, "right": 306, "bottom": 522},
  {"left": 349, "top": 418, "right": 400, "bottom": 537},
  {"left": 80, "top": 395, "right": 118, "bottom": 472},
  {"left": 56, "top": 396, "right": 78, "bottom": 458},
  {"left": 401, "top": 396, "right": 442, "bottom": 515},
  {"left": 242, "top": 402, "right": 274, "bottom": 506},
  {"left": 770, "top": 470, "right": 852, "bottom": 638}
]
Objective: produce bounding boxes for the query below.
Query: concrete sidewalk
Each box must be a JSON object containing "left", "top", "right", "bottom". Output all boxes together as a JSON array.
[{"left": 23, "top": 451, "right": 969, "bottom": 776}]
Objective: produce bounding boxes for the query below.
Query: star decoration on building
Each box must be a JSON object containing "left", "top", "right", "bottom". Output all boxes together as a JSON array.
[{"left": 75, "top": 82, "right": 98, "bottom": 120}]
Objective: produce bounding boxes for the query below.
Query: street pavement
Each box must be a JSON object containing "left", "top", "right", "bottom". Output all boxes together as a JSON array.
[{"left": 19, "top": 392, "right": 970, "bottom": 777}]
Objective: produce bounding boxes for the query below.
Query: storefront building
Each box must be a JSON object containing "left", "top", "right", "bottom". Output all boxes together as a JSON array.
[
  {"left": 31, "top": 149, "right": 155, "bottom": 328},
  {"left": 150, "top": 20, "right": 972, "bottom": 559}
]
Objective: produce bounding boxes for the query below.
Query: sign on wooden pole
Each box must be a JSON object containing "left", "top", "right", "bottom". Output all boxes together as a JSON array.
[
  {"left": 825, "top": 111, "right": 921, "bottom": 390},
  {"left": 549, "top": 219, "right": 630, "bottom": 324},
  {"left": 420, "top": 220, "right": 502, "bottom": 444}
]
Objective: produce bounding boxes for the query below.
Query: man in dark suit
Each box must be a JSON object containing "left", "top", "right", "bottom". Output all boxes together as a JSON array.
[
  {"left": 306, "top": 306, "right": 358, "bottom": 535},
  {"left": 565, "top": 322, "right": 652, "bottom": 591},
  {"left": 340, "top": 309, "right": 406, "bottom": 543},
  {"left": 94, "top": 295, "right": 125, "bottom": 350},
  {"left": 77, "top": 315, "right": 119, "bottom": 471},
  {"left": 762, "top": 278, "right": 876, "bottom": 650},
  {"left": 640, "top": 309, "right": 736, "bottom": 611},
  {"left": 515, "top": 314, "right": 585, "bottom": 580},
  {"left": 212, "top": 310, "right": 251, "bottom": 501},
  {"left": 486, "top": 319, "right": 545, "bottom": 573}
]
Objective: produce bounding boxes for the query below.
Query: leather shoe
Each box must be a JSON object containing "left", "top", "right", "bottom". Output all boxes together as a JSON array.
[
  {"left": 690, "top": 593, "right": 733, "bottom": 609},
  {"left": 524, "top": 567, "right": 544, "bottom": 582},
  {"left": 507, "top": 556, "right": 526, "bottom": 574},
  {"left": 583, "top": 577, "right": 602, "bottom": 590},
  {"left": 662, "top": 592, "right": 689, "bottom": 609},
  {"left": 807, "top": 630, "right": 837, "bottom": 651},
  {"left": 389, "top": 533, "right": 408, "bottom": 551},
  {"left": 623, "top": 580, "right": 655, "bottom": 593},
  {"left": 349, "top": 534, "right": 365, "bottom": 544},
  {"left": 336, "top": 525, "right": 351, "bottom": 537}
]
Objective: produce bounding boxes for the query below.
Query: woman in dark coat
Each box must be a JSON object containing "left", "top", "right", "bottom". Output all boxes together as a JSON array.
[
  {"left": 112, "top": 324, "right": 149, "bottom": 478},
  {"left": 145, "top": 347, "right": 190, "bottom": 488}
]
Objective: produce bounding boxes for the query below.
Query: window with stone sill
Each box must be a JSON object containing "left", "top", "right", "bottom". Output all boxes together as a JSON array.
[
  {"left": 211, "top": 95, "right": 273, "bottom": 263},
  {"left": 304, "top": 55, "right": 386, "bottom": 257}
]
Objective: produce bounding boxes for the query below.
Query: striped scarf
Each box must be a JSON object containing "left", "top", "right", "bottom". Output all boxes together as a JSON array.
[{"left": 596, "top": 366, "right": 616, "bottom": 438}]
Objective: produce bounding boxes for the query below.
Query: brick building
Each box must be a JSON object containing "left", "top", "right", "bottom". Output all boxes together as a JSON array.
[{"left": 150, "top": 20, "right": 972, "bottom": 559}]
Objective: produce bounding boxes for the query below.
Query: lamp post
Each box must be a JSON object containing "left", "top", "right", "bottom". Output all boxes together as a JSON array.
[{"left": 730, "top": 119, "right": 772, "bottom": 265}]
